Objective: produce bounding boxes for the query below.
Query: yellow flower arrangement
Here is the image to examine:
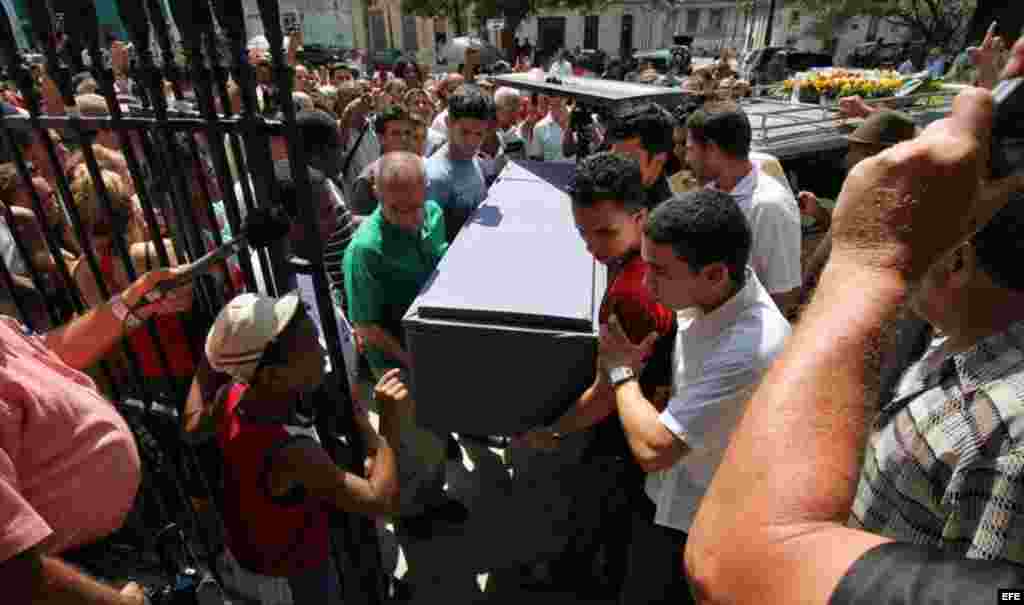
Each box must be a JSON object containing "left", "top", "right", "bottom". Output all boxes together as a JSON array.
[{"left": 777, "top": 69, "right": 908, "bottom": 100}]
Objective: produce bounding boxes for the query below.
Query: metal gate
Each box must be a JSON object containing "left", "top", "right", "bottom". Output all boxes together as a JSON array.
[{"left": 0, "top": 0, "right": 382, "bottom": 603}]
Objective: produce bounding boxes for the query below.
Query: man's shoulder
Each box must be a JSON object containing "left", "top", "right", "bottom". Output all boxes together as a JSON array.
[
  {"left": 345, "top": 214, "right": 384, "bottom": 255},
  {"left": 749, "top": 172, "right": 800, "bottom": 224},
  {"left": 712, "top": 284, "right": 791, "bottom": 370},
  {"left": 425, "top": 151, "right": 451, "bottom": 174},
  {"left": 752, "top": 168, "right": 796, "bottom": 205}
]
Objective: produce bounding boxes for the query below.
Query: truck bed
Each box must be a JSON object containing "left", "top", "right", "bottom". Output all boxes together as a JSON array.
[{"left": 743, "top": 92, "right": 955, "bottom": 160}]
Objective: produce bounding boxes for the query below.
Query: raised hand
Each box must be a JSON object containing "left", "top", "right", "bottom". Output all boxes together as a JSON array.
[{"left": 830, "top": 87, "right": 994, "bottom": 280}]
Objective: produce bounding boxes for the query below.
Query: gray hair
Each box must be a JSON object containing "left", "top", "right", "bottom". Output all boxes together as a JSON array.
[{"left": 493, "top": 87, "right": 521, "bottom": 111}]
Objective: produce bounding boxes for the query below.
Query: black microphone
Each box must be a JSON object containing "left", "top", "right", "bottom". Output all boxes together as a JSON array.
[{"left": 150, "top": 205, "right": 291, "bottom": 298}]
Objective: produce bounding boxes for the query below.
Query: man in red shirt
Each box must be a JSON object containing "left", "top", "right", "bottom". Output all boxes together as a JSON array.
[{"left": 518, "top": 152, "right": 676, "bottom": 594}]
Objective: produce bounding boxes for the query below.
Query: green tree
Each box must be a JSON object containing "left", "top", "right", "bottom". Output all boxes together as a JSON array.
[{"left": 790, "top": 0, "right": 977, "bottom": 53}]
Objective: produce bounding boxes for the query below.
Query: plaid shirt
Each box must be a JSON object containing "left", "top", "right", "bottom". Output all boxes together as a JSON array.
[{"left": 849, "top": 320, "right": 1024, "bottom": 563}]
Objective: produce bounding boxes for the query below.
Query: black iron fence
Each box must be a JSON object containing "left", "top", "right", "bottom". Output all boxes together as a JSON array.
[{"left": 0, "top": 0, "right": 381, "bottom": 602}]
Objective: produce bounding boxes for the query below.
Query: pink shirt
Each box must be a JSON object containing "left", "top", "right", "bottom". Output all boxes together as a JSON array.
[{"left": 0, "top": 317, "right": 140, "bottom": 562}]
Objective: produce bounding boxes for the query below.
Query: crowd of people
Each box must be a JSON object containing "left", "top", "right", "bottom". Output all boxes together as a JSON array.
[{"left": 1, "top": 22, "right": 1023, "bottom": 605}]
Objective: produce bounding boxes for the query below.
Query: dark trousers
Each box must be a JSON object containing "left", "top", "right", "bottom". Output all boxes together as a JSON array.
[
  {"left": 619, "top": 496, "right": 695, "bottom": 605},
  {"left": 552, "top": 451, "right": 644, "bottom": 593}
]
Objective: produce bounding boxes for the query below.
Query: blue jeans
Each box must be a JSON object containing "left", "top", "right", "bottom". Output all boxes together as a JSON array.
[{"left": 288, "top": 556, "right": 343, "bottom": 605}]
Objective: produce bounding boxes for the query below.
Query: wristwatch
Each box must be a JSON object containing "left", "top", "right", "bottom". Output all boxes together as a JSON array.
[
  {"left": 110, "top": 293, "right": 143, "bottom": 331},
  {"left": 608, "top": 366, "right": 637, "bottom": 388}
]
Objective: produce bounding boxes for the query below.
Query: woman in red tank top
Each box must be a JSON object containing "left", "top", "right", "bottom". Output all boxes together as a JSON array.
[{"left": 67, "top": 168, "right": 196, "bottom": 387}]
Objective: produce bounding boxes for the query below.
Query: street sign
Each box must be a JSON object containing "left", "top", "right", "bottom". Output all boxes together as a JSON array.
[{"left": 487, "top": 18, "right": 505, "bottom": 32}]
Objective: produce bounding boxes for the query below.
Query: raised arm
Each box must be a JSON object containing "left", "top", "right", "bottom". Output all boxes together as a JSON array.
[
  {"left": 44, "top": 268, "right": 191, "bottom": 371},
  {"left": 685, "top": 83, "right": 996, "bottom": 605}
]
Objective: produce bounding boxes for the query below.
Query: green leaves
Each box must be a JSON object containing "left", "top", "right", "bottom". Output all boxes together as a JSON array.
[{"left": 790, "top": 0, "right": 978, "bottom": 53}]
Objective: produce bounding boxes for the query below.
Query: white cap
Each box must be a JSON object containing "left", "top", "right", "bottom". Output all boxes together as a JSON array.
[{"left": 205, "top": 292, "right": 301, "bottom": 382}]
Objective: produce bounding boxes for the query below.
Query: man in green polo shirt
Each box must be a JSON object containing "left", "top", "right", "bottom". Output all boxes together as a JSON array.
[{"left": 343, "top": 151, "right": 468, "bottom": 538}]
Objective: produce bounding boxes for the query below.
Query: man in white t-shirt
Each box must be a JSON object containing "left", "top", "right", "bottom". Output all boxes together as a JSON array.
[
  {"left": 528, "top": 95, "right": 569, "bottom": 162},
  {"left": 684, "top": 105, "right": 802, "bottom": 316},
  {"left": 599, "top": 189, "right": 790, "bottom": 604}
]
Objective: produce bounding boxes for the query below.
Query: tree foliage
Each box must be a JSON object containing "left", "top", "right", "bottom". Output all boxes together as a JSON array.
[{"left": 790, "top": 0, "right": 977, "bottom": 52}]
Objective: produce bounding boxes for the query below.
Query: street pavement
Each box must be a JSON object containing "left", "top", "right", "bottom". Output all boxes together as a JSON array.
[{"left": 375, "top": 415, "right": 620, "bottom": 604}]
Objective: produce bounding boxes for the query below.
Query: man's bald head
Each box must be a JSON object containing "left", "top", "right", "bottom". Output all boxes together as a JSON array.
[
  {"left": 377, "top": 152, "right": 427, "bottom": 232},
  {"left": 378, "top": 151, "right": 425, "bottom": 189},
  {"left": 446, "top": 73, "right": 466, "bottom": 88}
]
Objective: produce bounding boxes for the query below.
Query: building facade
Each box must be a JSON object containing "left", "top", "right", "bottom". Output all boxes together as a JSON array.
[
  {"left": 361, "top": 0, "right": 437, "bottom": 65},
  {"left": 243, "top": 0, "right": 357, "bottom": 49},
  {"left": 513, "top": 0, "right": 679, "bottom": 64}
]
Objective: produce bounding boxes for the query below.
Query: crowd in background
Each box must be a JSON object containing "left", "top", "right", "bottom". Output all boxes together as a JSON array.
[{"left": 1, "top": 21, "right": 1024, "bottom": 605}]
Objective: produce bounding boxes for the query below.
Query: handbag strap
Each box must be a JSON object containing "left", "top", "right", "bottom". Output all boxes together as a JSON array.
[{"left": 341, "top": 121, "right": 370, "bottom": 182}]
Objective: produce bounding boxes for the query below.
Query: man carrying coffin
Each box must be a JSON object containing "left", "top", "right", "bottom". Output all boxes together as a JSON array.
[
  {"left": 518, "top": 153, "right": 677, "bottom": 593},
  {"left": 597, "top": 189, "right": 791, "bottom": 604},
  {"left": 344, "top": 152, "right": 469, "bottom": 539}
]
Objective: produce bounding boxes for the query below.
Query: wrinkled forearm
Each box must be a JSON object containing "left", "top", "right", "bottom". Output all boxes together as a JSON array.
[{"left": 685, "top": 257, "right": 906, "bottom": 604}]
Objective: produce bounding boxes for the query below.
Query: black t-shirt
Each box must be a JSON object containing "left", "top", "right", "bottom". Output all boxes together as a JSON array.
[{"left": 831, "top": 542, "right": 1024, "bottom": 605}]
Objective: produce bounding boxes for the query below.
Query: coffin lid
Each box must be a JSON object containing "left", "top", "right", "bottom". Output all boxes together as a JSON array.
[{"left": 410, "top": 161, "right": 603, "bottom": 333}]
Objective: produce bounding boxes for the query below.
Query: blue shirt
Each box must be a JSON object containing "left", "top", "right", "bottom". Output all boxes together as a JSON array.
[{"left": 425, "top": 145, "right": 490, "bottom": 242}]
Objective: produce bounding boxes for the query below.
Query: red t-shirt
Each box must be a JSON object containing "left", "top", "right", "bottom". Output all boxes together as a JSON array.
[
  {"left": 599, "top": 252, "right": 676, "bottom": 356},
  {"left": 591, "top": 252, "right": 677, "bottom": 459},
  {"left": 216, "top": 384, "right": 329, "bottom": 577}
]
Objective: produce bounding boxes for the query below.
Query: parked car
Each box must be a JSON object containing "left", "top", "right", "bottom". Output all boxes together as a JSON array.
[
  {"left": 298, "top": 44, "right": 351, "bottom": 68},
  {"left": 741, "top": 47, "right": 833, "bottom": 86},
  {"left": 847, "top": 40, "right": 927, "bottom": 69},
  {"left": 573, "top": 49, "right": 608, "bottom": 75},
  {"left": 632, "top": 45, "right": 693, "bottom": 74}
]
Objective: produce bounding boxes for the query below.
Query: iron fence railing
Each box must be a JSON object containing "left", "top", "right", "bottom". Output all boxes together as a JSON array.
[{"left": 0, "top": 1, "right": 381, "bottom": 603}]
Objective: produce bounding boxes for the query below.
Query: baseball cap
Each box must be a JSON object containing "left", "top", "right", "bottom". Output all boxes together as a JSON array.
[
  {"left": 847, "top": 110, "right": 917, "bottom": 147},
  {"left": 206, "top": 292, "right": 302, "bottom": 383}
]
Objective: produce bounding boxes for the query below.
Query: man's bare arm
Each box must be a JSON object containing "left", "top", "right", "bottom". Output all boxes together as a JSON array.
[
  {"left": 354, "top": 323, "right": 413, "bottom": 369},
  {"left": 614, "top": 379, "right": 688, "bottom": 472},
  {"left": 685, "top": 83, "right": 996, "bottom": 605}
]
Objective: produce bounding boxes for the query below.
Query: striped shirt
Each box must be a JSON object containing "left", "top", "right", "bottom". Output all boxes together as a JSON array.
[
  {"left": 849, "top": 320, "right": 1024, "bottom": 564},
  {"left": 323, "top": 178, "right": 358, "bottom": 307}
]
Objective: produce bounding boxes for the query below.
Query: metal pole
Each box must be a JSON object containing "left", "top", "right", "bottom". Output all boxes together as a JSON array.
[
  {"left": 256, "top": 0, "right": 384, "bottom": 602},
  {"left": 764, "top": 0, "right": 776, "bottom": 48}
]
